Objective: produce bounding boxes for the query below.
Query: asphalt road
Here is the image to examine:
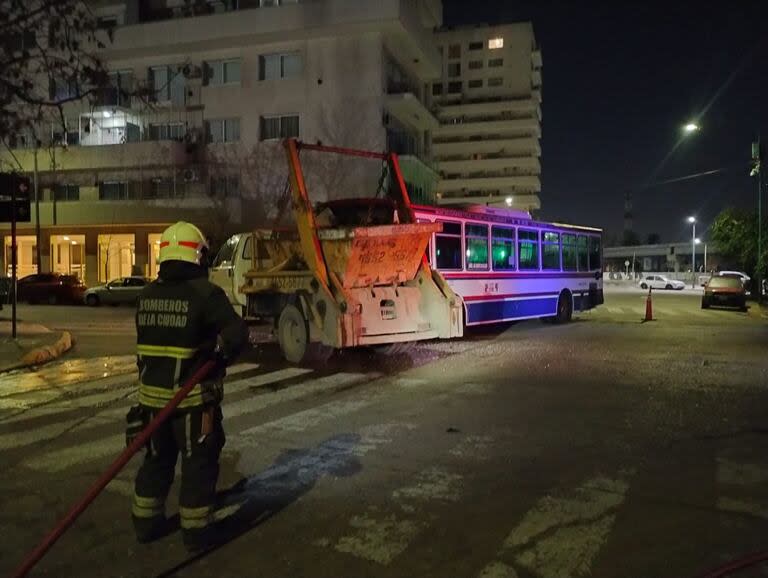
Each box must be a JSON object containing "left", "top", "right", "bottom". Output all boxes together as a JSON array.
[{"left": 0, "top": 290, "right": 767, "bottom": 578}]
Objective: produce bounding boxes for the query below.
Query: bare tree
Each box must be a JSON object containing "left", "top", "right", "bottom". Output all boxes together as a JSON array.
[{"left": 0, "top": 0, "right": 115, "bottom": 142}]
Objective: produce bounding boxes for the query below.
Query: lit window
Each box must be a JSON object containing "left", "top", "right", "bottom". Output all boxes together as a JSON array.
[{"left": 488, "top": 37, "right": 504, "bottom": 50}]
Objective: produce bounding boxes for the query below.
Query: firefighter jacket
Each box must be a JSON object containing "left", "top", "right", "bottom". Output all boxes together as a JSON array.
[{"left": 135, "top": 260, "right": 249, "bottom": 411}]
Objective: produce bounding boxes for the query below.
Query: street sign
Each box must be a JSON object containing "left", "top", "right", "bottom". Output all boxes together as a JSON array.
[{"left": 0, "top": 173, "right": 32, "bottom": 222}]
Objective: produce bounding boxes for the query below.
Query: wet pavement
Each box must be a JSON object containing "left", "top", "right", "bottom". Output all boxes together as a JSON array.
[{"left": 0, "top": 291, "right": 767, "bottom": 578}]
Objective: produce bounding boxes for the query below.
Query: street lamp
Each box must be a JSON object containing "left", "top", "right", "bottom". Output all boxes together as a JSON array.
[
  {"left": 505, "top": 196, "right": 513, "bottom": 207},
  {"left": 695, "top": 237, "right": 707, "bottom": 273},
  {"left": 688, "top": 216, "right": 697, "bottom": 287},
  {"left": 683, "top": 122, "right": 700, "bottom": 134}
]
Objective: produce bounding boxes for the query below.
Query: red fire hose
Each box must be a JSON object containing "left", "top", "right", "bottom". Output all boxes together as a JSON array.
[
  {"left": 11, "top": 359, "right": 217, "bottom": 578},
  {"left": 695, "top": 550, "right": 768, "bottom": 578}
]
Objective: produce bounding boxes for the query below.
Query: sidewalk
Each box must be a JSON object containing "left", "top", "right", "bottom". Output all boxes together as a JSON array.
[{"left": 0, "top": 320, "right": 73, "bottom": 373}]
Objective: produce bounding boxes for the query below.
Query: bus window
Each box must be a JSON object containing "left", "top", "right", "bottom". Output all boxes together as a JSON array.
[
  {"left": 465, "top": 224, "right": 489, "bottom": 270},
  {"left": 589, "top": 236, "right": 602, "bottom": 271},
  {"left": 491, "top": 226, "right": 515, "bottom": 270},
  {"left": 518, "top": 229, "right": 539, "bottom": 270},
  {"left": 562, "top": 234, "right": 578, "bottom": 271},
  {"left": 542, "top": 231, "right": 561, "bottom": 271},
  {"left": 435, "top": 221, "right": 462, "bottom": 270},
  {"left": 577, "top": 236, "right": 589, "bottom": 271}
]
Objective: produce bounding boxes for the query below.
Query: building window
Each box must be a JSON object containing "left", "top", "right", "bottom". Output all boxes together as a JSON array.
[
  {"left": 435, "top": 221, "right": 462, "bottom": 270},
  {"left": 149, "top": 122, "right": 185, "bottom": 141},
  {"left": 542, "top": 231, "right": 561, "bottom": 271},
  {"left": 468, "top": 60, "right": 483, "bottom": 70},
  {"left": 447, "top": 81, "right": 462, "bottom": 94},
  {"left": 518, "top": 229, "right": 539, "bottom": 270},
  {"left": 468, "top": 79, "right": 483, "bottom": 89},
  {"left": 99, "top": 181, "right": 132, "bottom": 200},
  {"left": 488, "top": 37, "right": 504, "bottom": 49},
  {"left": 206, "top": 118, "right": 240, "bottom": 143},
  {"left": 149, "top": 65, "right": 185, "bottom": 105},
  {"left": 468, "top": 41, "right": 483, "bottom": 51},
  {"left": 492, "top": 226, "right": 515, "bottom": 270},
  {"left": 488, "top": 77, "right": 503, "bottom": 87},
  {"left": 260, "top": 114, "right": 299, "bottom": 140},
  {"left": 53, "top": 184, "right": 79, "bottom": 202},
  {"left": 49, "top": 77, "right": 79, "bottom": 102},
  {"left": 211, "top": 176, "right": 240, "bottom": 198},
  {"left": 447, "top": 62, "right": 461, "bottom": 77},
  {"left": 10, "top": 130, "right": 35, "bottom": 149},
  {"left": 489, "top": 58, "right": 504, "bottom": 68},
  {"left": 259, "top": 52, "right": 302, "bottom": 80},
  {"left": 149, "top": 178, "right": 174, "bottom": 199},
  {"left": 465, "top": 224, "right": 489, "bottom": 270},
  {"left": 205, "top": 59, "right": 241, "bottom": 86},
  {"left": 448, "top": 44, "right": 461, "bottom": 59},
  {"left": 432, "top": 83, "right": 443, "bottom": 96}
]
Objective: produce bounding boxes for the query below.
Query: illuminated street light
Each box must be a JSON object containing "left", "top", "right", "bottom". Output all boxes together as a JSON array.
[
  {"left": 505, "top": 196, "right": 513, "bottom": 207},
  {"left": 687, "top": 216, "right": 697, "bottom": 287},
  {"left": 694, "top": 238, "right": 701, "bottom": 244},
  {"left": 683, "top": 122, "right": 700, "bottom": 134}
]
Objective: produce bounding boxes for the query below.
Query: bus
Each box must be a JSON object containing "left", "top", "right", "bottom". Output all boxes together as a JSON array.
[{"left": 413, "top": 204, "right": 604, "bottom": 325}]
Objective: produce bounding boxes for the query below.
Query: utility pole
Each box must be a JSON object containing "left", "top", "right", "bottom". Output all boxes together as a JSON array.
[
  {"left": 752, "top": 137, "right": 763, "bottom": 302},
  {"left": 33, "top": 143, "right": 41, "bottom": 271}
]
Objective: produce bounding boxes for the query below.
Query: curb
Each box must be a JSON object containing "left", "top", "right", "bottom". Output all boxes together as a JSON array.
[{"left": 0, "top": 331, "right": 73, "bottom": 373}]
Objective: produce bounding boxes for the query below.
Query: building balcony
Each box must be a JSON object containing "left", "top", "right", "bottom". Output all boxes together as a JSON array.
[
  {"left": 433, "top": 137, "right": 541, "bottom": 158},
  {"left": 438, "top": 192, "right": 541, "bottom": 211},
  {"left": 439, "top": 156, "right": 541, "bottom": 176},
  {"left": 435, "top": 97, "right": 539, "bottom": 121},
  {"left": 434, "top": 118, "right": 540, "bottom": 139},
  {"left": 532, "top": 49, "right": 543, "bottom": 69},
  {"left": 110, "top": 0, "right": 441, "bottom": 79},
  {"left": 437, "top": 175, "right": 541, "bottom": 194},
  {"left": 0, "top": 141, "right": 191, "bottom": 174},
  {"left": 385, "top": 90, "right": 438, "bottom": 132}
]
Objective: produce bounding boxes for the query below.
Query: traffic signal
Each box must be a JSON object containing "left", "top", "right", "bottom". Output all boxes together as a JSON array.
[{"left": 0, "top": 172, "right": 32, "bottom": 222}]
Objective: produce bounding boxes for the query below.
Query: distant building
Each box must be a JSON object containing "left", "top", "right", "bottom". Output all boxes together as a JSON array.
[
  {"left": 0, "top": 0, "right": 442, "bottom": 285},
  {"left": 604, "top": 242, "right": 723, "bottom": 274},
  {"left": 431, "top": 23, "right": 542, "bottom": 211}
]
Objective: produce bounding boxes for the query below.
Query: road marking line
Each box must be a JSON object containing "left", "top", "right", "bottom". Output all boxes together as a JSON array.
[
  {"left": 717, "top": 497, "right": 768, "bottom": 519},
  {"left": 484, "top": 474, "right": 631, "bottom": 578},
  {"left": 224, "top": 368, "right": 312, "bottom": 397},
  {"left": 22, "top": 371, "right": 368, "bottom": 471},
  {"left": 392, "top": 467, "right": 463, "bottom": 503},
  {"left": 477, "top": 562, "right": 520, "bottom": 578},
  {"left": 335, "top": 514, "right": 424, "bottom": 565}
]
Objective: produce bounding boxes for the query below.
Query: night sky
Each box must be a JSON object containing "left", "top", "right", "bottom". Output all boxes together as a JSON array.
[{"left": 444, "top": 1, "right": 768, "bottom": 244}]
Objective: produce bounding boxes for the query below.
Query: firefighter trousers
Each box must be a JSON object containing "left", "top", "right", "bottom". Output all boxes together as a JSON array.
[{"left": 132, "top": 405, "right": 225, "bottom": 546}]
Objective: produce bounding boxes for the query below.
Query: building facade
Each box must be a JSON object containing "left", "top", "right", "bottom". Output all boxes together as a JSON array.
[
  {"left": 431, "top": 23, "right": 542, "bottom": 211},
  {"left": 0, "top": 0, "right": 442, "bottom": 286}
]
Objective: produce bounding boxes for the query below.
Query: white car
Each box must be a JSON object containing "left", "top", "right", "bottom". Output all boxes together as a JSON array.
[{"left": 638, "top": 275, "right": 685, "bottom": 290}]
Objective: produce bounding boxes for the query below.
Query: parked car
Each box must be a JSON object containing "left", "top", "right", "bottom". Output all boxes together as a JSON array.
[
  {"left": 638, "top": 275, "right": 685, "bottom": 290},
  {"left": 84, "top": 276, "right": 150, "bottom": 306},
  {"left": 16, "top": 273, "right": 86, "bottom": 305},
  {"left": 701, "top": 275, "right": 747, "bottom": 311}
]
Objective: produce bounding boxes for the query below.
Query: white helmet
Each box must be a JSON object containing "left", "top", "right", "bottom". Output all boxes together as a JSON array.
[{"left": 158, "top": 221, "right": 209, "bottom": 265}]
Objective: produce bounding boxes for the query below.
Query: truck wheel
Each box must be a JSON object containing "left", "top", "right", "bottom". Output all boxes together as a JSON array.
[{"left": 277, "top": 304, "right": 309, "bottom": 364}]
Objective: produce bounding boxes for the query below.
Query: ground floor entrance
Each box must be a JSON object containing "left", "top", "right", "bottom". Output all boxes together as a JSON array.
[{"left": 0, "top": 225, "right": 168, "bottom": 286}]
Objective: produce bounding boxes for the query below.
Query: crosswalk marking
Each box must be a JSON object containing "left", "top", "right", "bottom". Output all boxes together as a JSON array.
[{"left": 480, "top": 473, "right": 631, "bottom": 578}]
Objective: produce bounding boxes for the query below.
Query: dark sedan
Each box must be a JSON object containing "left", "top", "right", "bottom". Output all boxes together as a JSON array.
[
  {"left": 16, "top": 273, "right": 86, "bottom": 305},
  {"left": 701, "top": 276, "right": 747, "bottom": 311}
]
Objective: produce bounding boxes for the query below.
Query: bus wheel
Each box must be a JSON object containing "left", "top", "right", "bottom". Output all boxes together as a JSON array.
[
  {"left": 277, "top": 304, "right": 309, "bottom": 364},
  {"left": 554, "top": 291, "right": 573, "bottom": 324}
]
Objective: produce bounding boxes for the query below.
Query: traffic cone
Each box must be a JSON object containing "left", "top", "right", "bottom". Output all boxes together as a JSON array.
[{"left": 643, "top": 286, "right": 654, "bottom": 322}]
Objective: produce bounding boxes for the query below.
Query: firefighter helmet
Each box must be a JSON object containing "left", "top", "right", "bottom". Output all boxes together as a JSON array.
[{"left": 158, "top": 222, "right": 209, "bottom": 265}]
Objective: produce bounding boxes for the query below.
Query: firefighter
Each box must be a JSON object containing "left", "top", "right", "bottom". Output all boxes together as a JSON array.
[{"left": 129, "top": 221, "right": 249, "bottom": 551}]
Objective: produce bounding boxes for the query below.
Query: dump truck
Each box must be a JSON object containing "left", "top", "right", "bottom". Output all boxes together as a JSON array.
[{"left": 211, "top": 139, "right": 463, "bottom": 364}]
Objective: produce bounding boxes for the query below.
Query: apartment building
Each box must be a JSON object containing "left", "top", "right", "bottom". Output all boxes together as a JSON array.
[
  {"left": 0, "top": 0, "right": 442, "bottom": 286},
  {"left": 432, "top": 23, "right": 542, "bottom": 211}
]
